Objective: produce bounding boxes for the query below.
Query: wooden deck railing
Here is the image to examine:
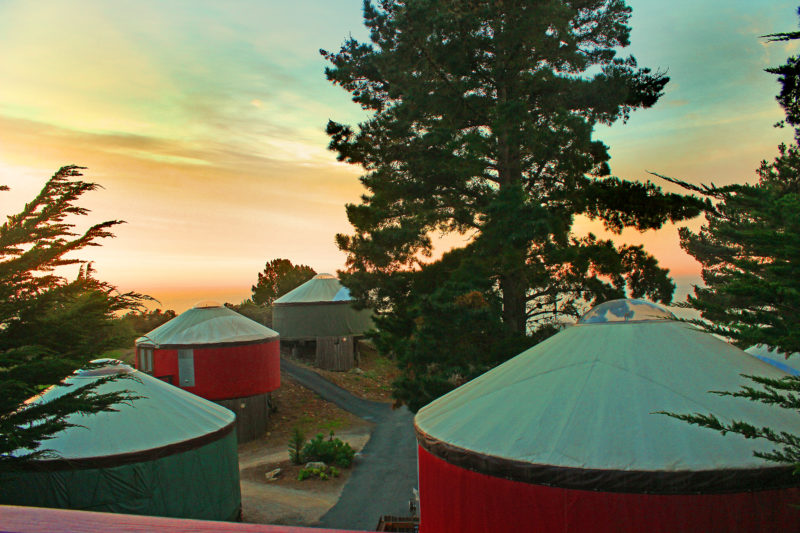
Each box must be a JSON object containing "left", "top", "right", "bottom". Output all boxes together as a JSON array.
[{"left": 0, "top": 506, "right": 366, "bottom": 533}]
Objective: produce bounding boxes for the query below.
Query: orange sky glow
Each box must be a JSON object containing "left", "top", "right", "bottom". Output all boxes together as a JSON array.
[{"left": 1, "top": 1, "right": 797, "bottom": 312}]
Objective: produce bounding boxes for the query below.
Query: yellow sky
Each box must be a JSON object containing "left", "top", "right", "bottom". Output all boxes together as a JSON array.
[{"left": 0, "top": 1, "right": 797, "bottom": 311}]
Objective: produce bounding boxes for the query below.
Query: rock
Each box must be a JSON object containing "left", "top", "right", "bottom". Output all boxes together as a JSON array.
[
  {"left": 350, "top": 367, "right": 364, "bottom": 375},
  {"left": 264, "top": 468, "right": 281, "bottom": 481},
  {"left": 304, "top": 461, "right": 326, "bottom": 470}
]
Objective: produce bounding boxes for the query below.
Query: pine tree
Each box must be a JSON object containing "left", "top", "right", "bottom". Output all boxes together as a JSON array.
[
  {"left": 0, "top": 166, "right": 147, "bottom": 469},
  {"left": 251, "top": 258, "right": 316, "bottom": 306},
  {"left": 324, "top": 0, "right": 702, "bottom": 332},
  {"left": 323, "top": 1, "right": 704, "bottom": 408},
  {"left": 664, "top": 10, "right": 800, "bottom": 467}
]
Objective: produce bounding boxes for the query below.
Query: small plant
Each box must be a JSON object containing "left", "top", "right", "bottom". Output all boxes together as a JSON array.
[
  {"left": 301, "top": 432, "right": 355, "bottom": 468},
  {"left": 288, "top": 427, "right": 306, "bottom": 465},
  {"left": 297, "top": 464, "right": 341, "bottom": 481}
]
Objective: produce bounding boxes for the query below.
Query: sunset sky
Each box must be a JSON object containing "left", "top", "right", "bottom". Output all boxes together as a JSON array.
[{"left": 0, "top": 1, "right": 797, "bottom": 312}]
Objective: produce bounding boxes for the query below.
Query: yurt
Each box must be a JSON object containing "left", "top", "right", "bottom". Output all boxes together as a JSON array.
[
  {"left": 273, "top": 274, "right": 373, "bottom": 370},
  {"left": 0, "top": 360, "right": 240, "bottom": 520},
  {"left": 415, "top": 299, "right": 800, "bottom": 533},
  {"left": 135, "top": 302, "right": 280, "bottom": 442},
  {"left": 747, "top": 344, "right": 800, "bottom": 376}
]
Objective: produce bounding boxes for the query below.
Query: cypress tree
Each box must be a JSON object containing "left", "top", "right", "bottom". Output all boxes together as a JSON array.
[
  {"left": 664, "top": 10, "right": 800, "bottom": 467},
  {"left": 0, "top": 166, "right": 147, "bottom": 469}
]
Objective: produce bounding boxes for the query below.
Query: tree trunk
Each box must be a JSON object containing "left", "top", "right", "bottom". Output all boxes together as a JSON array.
[
  {"left": 501, "top": 270, "right": 527, "bottom": 335},
  {"left": 496, "top": 131, "right": 527, "bottom": 336},
  {"left": 496, "top": 61, "right": 527, "bottom": 336}
]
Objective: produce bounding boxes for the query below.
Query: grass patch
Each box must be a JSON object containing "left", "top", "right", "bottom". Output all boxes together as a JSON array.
[
  {"left": 319, "top": 418, "right": 345, "bottom": 432},
  {"left": 103, "top": 347, "right": 135, "bottom": 364}
]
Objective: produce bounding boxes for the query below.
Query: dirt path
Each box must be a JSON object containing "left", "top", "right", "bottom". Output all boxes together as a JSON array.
[
  {"left": 281, "top": 357, "right": 418, "bottom": 531},
  {"left": 280, "top": 357, "right": 388, "bottom": 421},
  {"left": 241, "top": 481, "right": 339, "bottom": 525},
  {"left": 318, "top": 407, "right": 417, "bottom": 531},
  {"left": 239, "top": 429, "right": 372, "bottom": 526}
]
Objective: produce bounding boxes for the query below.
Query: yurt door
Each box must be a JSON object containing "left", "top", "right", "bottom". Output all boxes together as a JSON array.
[{"left": 178, "top": 349, "right": 195, "bottom": 387}]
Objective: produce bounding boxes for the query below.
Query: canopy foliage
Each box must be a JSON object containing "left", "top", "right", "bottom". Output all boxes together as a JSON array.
[
  {"left": 0, "top": 166, "right": 147, "bottom": 469},
  {"left": 251, "top": 258, "right": 317, "bottom": 307},
  {"left": 324, "top": 0, "right": 704, "bottom": 410}
]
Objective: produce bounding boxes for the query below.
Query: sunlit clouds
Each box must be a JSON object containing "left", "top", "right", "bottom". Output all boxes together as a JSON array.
[{"left": 0, "top": 0, "right": 797, "bottom": 311}]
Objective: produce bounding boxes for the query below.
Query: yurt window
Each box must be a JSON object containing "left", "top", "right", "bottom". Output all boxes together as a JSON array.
[
  {"left": 137, "top": 347, "right": 154, "bottom": 374},
  {"left": 178, "top": 349, "right": 195, "bottom": 387}
]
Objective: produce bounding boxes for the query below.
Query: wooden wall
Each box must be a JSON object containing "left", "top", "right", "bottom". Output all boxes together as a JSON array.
[
  {"left": 315, "top": 336, "right": 355, "bottom": 371},
  {"left": 216, "top": 392, "right": 272, "bottom": 444}
]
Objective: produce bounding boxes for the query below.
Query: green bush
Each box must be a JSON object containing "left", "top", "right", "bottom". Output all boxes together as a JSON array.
[
  {"left": 288, "top": 427, "right": 306, "bottom": 465},
  {"left": 297, "top": 464, "right": 340, "bottom": 481},
  {"left": 301, "top": 432, "right": 355, "bottom": 468}
]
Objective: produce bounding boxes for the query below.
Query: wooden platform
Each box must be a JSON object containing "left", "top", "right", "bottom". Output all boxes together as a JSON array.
[
  {"left": 0, "top": 505, "right": 364, "bottom": 533},
  {"left": 375, "top": 515, "right": 420, "bottom": 532}
]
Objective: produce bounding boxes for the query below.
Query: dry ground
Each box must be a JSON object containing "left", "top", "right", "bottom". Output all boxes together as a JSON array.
[
  {"left": 238, "top": 348, "right": 400, "bottom": 526},
  {"left": 112, "top": 343, "right": 401, "bottom": 526},
  {"left": 238, "top": 428, "right": 371, "bottom": 526},
  {"left": 261, "top": 370, "right": 370, "bottom": 445},
  {"left": 238, "top": 372, "right": 373, "bottom": 526},
  {"left": 284, "top": 341, "right": 400, "bottom": 403}
]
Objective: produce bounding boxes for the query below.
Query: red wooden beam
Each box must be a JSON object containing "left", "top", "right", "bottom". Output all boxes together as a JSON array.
[{"left": 0, "top": 506, "right": 366, "bottom": 533}]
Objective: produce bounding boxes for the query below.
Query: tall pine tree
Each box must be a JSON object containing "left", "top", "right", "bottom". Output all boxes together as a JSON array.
[
  {"left": 0, "top": 166, "right": 147, "bottom": 469},
  {"left": 324, "top": 1, "right": 704, "bottom": 409}
]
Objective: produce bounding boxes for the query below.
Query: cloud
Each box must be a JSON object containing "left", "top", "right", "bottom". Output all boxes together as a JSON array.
[{"left": 665, "top": 99, "right": 689, "bottom": 108}]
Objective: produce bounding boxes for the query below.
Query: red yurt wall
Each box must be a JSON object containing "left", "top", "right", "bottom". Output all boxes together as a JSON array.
[
  {"left": 418, "top": 447, "right": 800, "bottom": 533},
  {"left": 150, "top": 340, "right": 280, "bottom": 401}
]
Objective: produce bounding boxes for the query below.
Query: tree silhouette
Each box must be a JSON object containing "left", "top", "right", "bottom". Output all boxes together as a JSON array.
[
  {"left": 251, "top": 258, "right": 316, "bottom": 306},
  {"left": 0, "top": 166, "right": 147, "bottom": 469},
  {"left": 323, "top": 0, "right": 704, "bottom": 409}
]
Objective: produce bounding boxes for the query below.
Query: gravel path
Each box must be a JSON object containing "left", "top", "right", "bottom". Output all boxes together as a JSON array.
[{"left": 280, "top": 357, "right": 418, "bottom": 531}]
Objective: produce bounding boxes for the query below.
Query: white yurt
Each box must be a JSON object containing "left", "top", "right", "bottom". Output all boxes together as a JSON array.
[
  {"left": 272, "top": 274, "right": 373, "bottom": 341},
  {"left": 415, "top": 299, "right": 800, "bottom": 533},
  {"left": 273, "top": 274, "right": 373, "bottom": 370}
]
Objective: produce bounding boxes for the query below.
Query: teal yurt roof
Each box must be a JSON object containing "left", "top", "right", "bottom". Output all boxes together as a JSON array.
[
  {"left": 747, "top": 344, "right": 800, "bottom": 376},
  {"left": 20, "top": 361, "right": 235, "bottom": 459},
  {"left": 272, "top": 274, "right": 373, "bottom": 340},
  {"left": 415, "top": 299, "right": 800, "bottom": 479},
  {"left": 136, "top": 302, "right": 278, "bottom": 348},
  {"left": 332, "top": 286, "right": 353, "bottom": 302},
  {"left": 2, "top": 360, "right": 241, "bottom": 520},
  {"left": 274, "top": 273, "right": 347, "bottom": 305}
]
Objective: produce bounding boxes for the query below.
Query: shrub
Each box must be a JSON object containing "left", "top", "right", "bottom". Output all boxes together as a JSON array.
[
  {"left": 301, "top": 432, "right": 355, "bottom": 468},
  {"left": 297, "top": 464, "right": 340, "bottom": 481},
  {"left": 288, "top": 427, "right": 306, "bottom": 465}
]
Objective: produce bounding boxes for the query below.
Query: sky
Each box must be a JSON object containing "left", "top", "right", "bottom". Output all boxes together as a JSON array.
[{"left": 0, "top": 1, "right": 797, "bottom": 312}]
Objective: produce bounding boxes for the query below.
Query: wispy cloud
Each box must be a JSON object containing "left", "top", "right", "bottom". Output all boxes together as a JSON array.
[{"left": 1, "top": 0, "right": 798, "bottom": 310}]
